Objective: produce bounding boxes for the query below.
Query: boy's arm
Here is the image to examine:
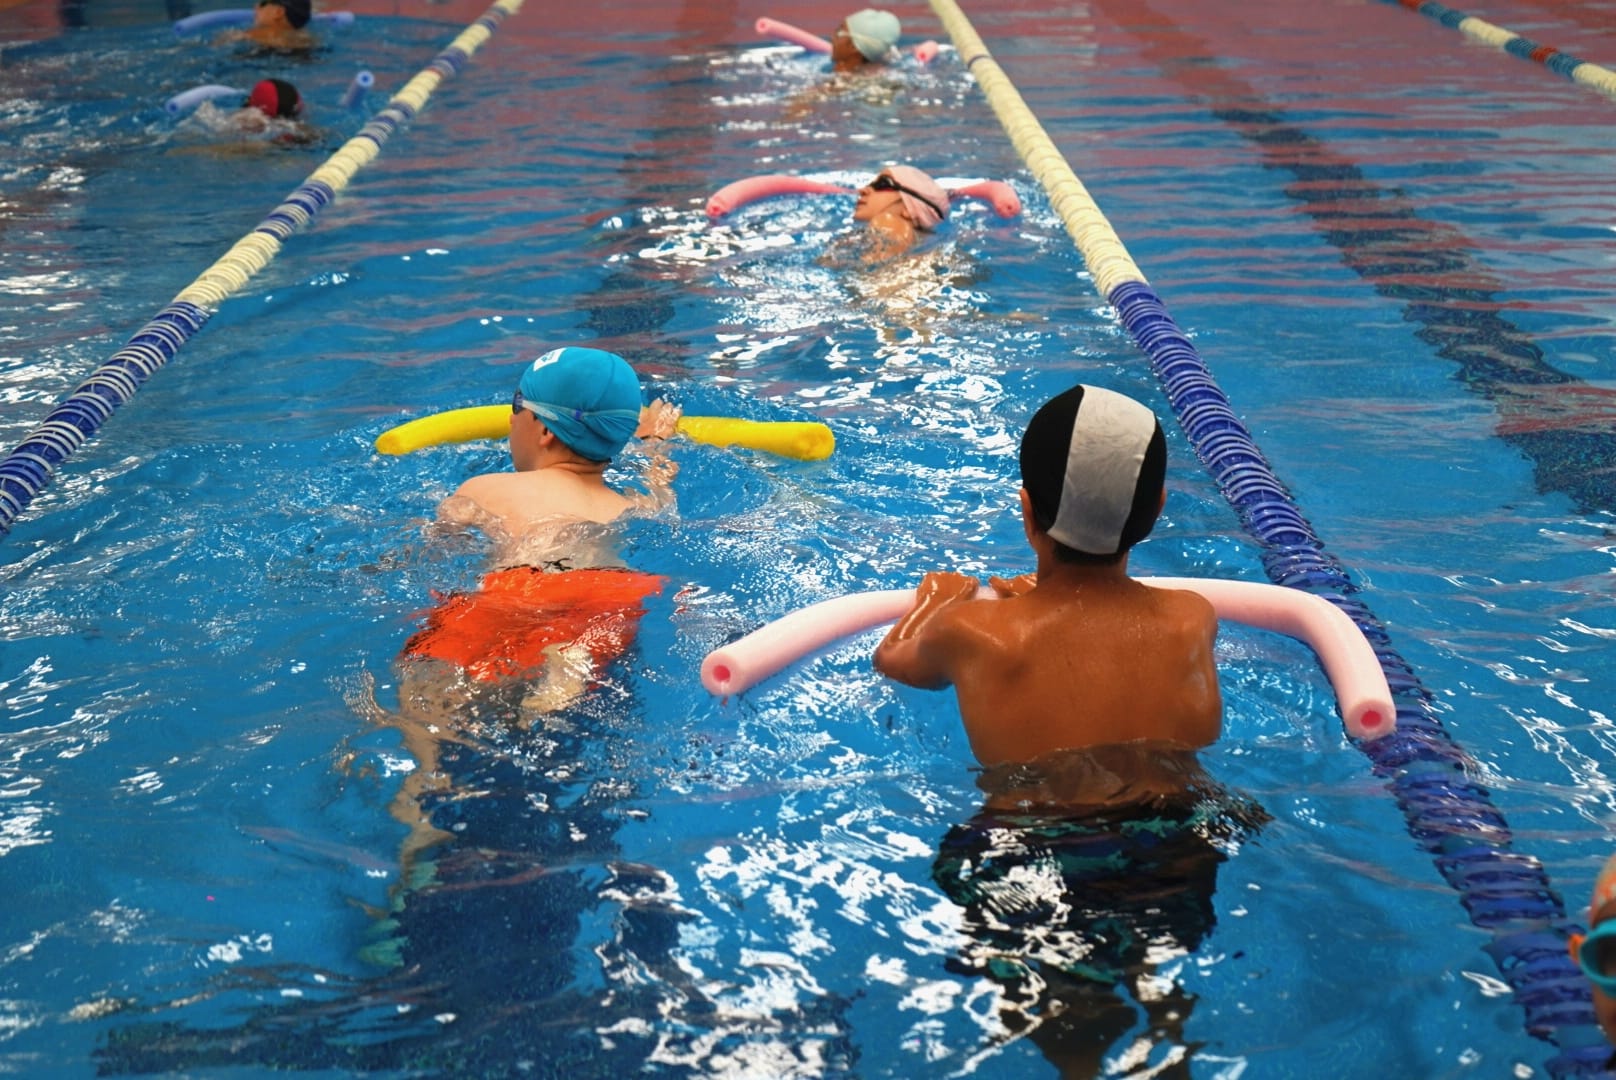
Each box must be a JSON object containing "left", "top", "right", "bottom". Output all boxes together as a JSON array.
[{"left": 873, "top": 571, "right": 981, "bottom": 689}]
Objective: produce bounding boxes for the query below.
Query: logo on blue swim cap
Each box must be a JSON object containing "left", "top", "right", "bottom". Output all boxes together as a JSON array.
[{"left": 516, "top": 347, "right": 642, "bottom": 463}]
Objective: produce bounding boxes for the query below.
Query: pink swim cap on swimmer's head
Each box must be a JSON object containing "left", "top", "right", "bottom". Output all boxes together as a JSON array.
[
  {"left": 878, "top": 165, "right": 949, "bottom": 231},
  {"left": 515, "top": 347, "right": 643, "bottom": 463},
  {"left": 1020, "top": 385, "right": 1166, "bottom": 557},
  {"left": 247, "top": 78, "right": 303, "bottom": 118}
]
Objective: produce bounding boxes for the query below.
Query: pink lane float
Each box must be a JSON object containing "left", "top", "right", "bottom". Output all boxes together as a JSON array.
[
  {"left": 755, "top": 16, "right": 938, "bottom": 64},
  {"left": 706, "top": 173, "right": 1021, "bottom": 220}
]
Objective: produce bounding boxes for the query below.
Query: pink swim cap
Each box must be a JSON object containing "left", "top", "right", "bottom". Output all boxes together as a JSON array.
[{"left": 879, "top": 165, "right": 949, "bottom": 231}]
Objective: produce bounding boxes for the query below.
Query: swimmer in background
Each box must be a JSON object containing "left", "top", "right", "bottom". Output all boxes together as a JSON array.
[
  {"left": 830, "top": 8, "right": 901, "bottom": 73},
  {"left": 235, "top": 77, "right": 311, "bottom": 136},
  {"left": 175, "top": 78, "right": 318, "bottom": 149},
  {"left": 371, "top": 346, "right": 680, "bottom": 871},
  {"left": 1572, "top": 853, "right": 1616, "bottom": 1062},
  {"left": 874, "top": 381, "right": 1221, "bottom": 801},
  {"left": 220, "top": 0, "right": 316, "bottom": 53}
]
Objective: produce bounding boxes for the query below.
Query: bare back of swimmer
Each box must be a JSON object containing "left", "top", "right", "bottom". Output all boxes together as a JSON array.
[{"left": 874, "top": 385, "right": 1221, "bottom": 775}]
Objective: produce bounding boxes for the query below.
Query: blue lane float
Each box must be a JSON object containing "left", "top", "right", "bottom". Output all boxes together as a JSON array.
[
  {"left": 164, "top": 83, "right": 244, "bottom": 116},
  {"left": 172, "top": 7, "right": 354, "bottom": 34}
]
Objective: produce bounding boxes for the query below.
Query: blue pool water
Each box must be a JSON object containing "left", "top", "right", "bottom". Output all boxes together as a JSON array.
[{"left": 5, "top": 0, "right": 1616, "bottom": 1075}]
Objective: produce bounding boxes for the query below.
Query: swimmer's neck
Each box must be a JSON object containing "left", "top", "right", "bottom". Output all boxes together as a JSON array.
[
  {"left": 865, "top": 201, "right": 916, "bottom": 244},
  {"left": 1031, "top": 551, "right": 1134, "bottom": 591},
  {"left": 525, "top": 457, "right": 609, "bottom": 480}
]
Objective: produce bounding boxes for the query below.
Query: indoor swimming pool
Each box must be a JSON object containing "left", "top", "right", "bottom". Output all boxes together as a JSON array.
[{"left": 4, "top": 0, "right": 1616, "bottom": 1075}]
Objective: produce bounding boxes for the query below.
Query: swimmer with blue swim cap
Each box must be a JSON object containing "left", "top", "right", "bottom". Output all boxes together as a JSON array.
[
  {"left": 393, "top": 348, "right": 678, "bottom": 867},
  {"left": 832, "top": 8, "right": 900, "bottom": 71},
  {"left": 875, "top": 384, "right": 1223, "bottom": 791},
  {"left": 438, "top": 346, "right": 679, "bottom": 542},
  {"left": 513, "top": 347, "right": 643, "bottom": 465}
]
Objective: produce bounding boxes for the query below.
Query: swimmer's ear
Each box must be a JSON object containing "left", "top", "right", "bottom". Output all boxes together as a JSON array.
[{"left": 1018, "top": 488, "right": 1038, "bottom": 543}]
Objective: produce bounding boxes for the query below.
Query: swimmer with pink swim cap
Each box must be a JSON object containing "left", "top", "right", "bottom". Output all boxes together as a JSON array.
[
  {"left": 853, "top": 164, "right": 949, "bottom": 256},
  {"left": 874, "top": 384, "right": 1225, "bottom": 775}
]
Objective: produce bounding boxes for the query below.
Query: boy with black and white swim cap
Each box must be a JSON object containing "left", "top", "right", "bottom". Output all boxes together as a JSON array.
[{"left": 874, "top": 384, "right": 1222, "bottom": 782}]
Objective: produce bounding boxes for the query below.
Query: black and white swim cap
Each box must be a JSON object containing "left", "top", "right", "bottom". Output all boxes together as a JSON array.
[{"left": 1019, "top": 384, "right": 1166, "bottom": 557}]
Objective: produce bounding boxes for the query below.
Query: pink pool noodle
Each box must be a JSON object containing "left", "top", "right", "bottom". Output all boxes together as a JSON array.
[
  {"left": 947, "top": 180, "right": 1022, "bottom": 218},
  {"left": 756, "top": 17, "right": 830, "bottom": 53},
  {"left": 706, "top": 175, "right": 856, "bottom": 219},
  {"left": 912, "top": 40, "right": 939, "bottom": 64},
  {"left": 700, "top": 577, "right": 1395, "bottom": 741}
]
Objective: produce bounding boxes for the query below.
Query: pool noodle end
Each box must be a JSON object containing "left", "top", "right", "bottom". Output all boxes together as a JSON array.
[{"left": 756, "top": 16, "right": 831, "bottom": 54}]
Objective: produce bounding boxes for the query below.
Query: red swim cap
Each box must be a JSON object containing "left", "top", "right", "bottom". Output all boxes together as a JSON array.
[{"left": 246, "top": 78, "right": 302, "bottom": 119}]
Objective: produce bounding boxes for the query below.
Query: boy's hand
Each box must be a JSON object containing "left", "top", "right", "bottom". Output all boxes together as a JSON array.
[
  {"left": 917, "top": 571, "right": 983, "bottom": 603},
  {"left": 636, "top": 399, "right": 682, "bottom": 441},
  {"left": 987, "top": 573, "right": 1036, "bottom": 598}
]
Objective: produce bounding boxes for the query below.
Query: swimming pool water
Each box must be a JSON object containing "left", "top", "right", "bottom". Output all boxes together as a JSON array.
[{"left": 5, "top": 0, "right": 1616, "bottom": 1075}]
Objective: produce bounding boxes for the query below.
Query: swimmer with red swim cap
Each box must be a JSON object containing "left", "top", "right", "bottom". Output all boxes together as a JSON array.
[
  {"left": 246, "top": 78, "right": 302, "bottom": 119},
  {"left": 874, "top": 385, "right": 1222, "bottom": 791},
  {"left": 211, "top": 78, "right": 314, "bottom": 143}
]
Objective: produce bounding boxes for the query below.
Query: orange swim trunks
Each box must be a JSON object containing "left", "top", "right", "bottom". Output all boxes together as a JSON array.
[{"left": 403, "top": 566, "right": 666, "bottom": 683}]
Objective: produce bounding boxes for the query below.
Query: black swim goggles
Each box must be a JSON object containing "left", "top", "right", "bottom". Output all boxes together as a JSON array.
[{"left": 868, "top": 173, "right": 946, "bottom": 222}]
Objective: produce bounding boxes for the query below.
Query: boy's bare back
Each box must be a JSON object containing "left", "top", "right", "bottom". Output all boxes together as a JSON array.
[{"left": 877, "top": 571, "right": 1220, "bottom": 765}]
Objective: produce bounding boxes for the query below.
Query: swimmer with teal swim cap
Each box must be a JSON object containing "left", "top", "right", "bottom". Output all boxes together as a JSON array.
[
  {"left": 832, "top": 8, "right": 900, "bottom": 72},
  {"left": 392, "top": 347, "right": 679, "bottom": 871},
  {"left": 513, "top": 346, "right": 643, "bottom": 465}
]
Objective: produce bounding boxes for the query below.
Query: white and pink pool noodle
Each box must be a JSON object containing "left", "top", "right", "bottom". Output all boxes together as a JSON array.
[{"left": 700, "top": 577, "right": 1395, "bottom": 741}]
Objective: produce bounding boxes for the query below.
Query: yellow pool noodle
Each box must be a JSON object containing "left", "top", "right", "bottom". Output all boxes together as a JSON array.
[{"left": 374, "top": 405, "right": 834, "bottom": 461}]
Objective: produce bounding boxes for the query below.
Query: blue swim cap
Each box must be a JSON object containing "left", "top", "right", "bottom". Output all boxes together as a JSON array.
[{"left": 515, "top": 347, "right": 642, "bottom": 462}]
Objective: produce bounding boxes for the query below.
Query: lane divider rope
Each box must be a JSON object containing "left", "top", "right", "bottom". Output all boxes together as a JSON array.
[
  {"left": 0, "top": 0, "right": 525, "bottom": 538},
  {"left": 1381, "top": 0, "right": 1616, "bottom": 101}
]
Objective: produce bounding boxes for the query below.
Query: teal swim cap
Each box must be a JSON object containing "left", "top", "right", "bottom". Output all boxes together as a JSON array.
[
  {"left": 845, "top": 8, "right": 900, "bottom": 60},
  {"left": 515, "top": 347, "right": 642, "bottom": 462}
]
